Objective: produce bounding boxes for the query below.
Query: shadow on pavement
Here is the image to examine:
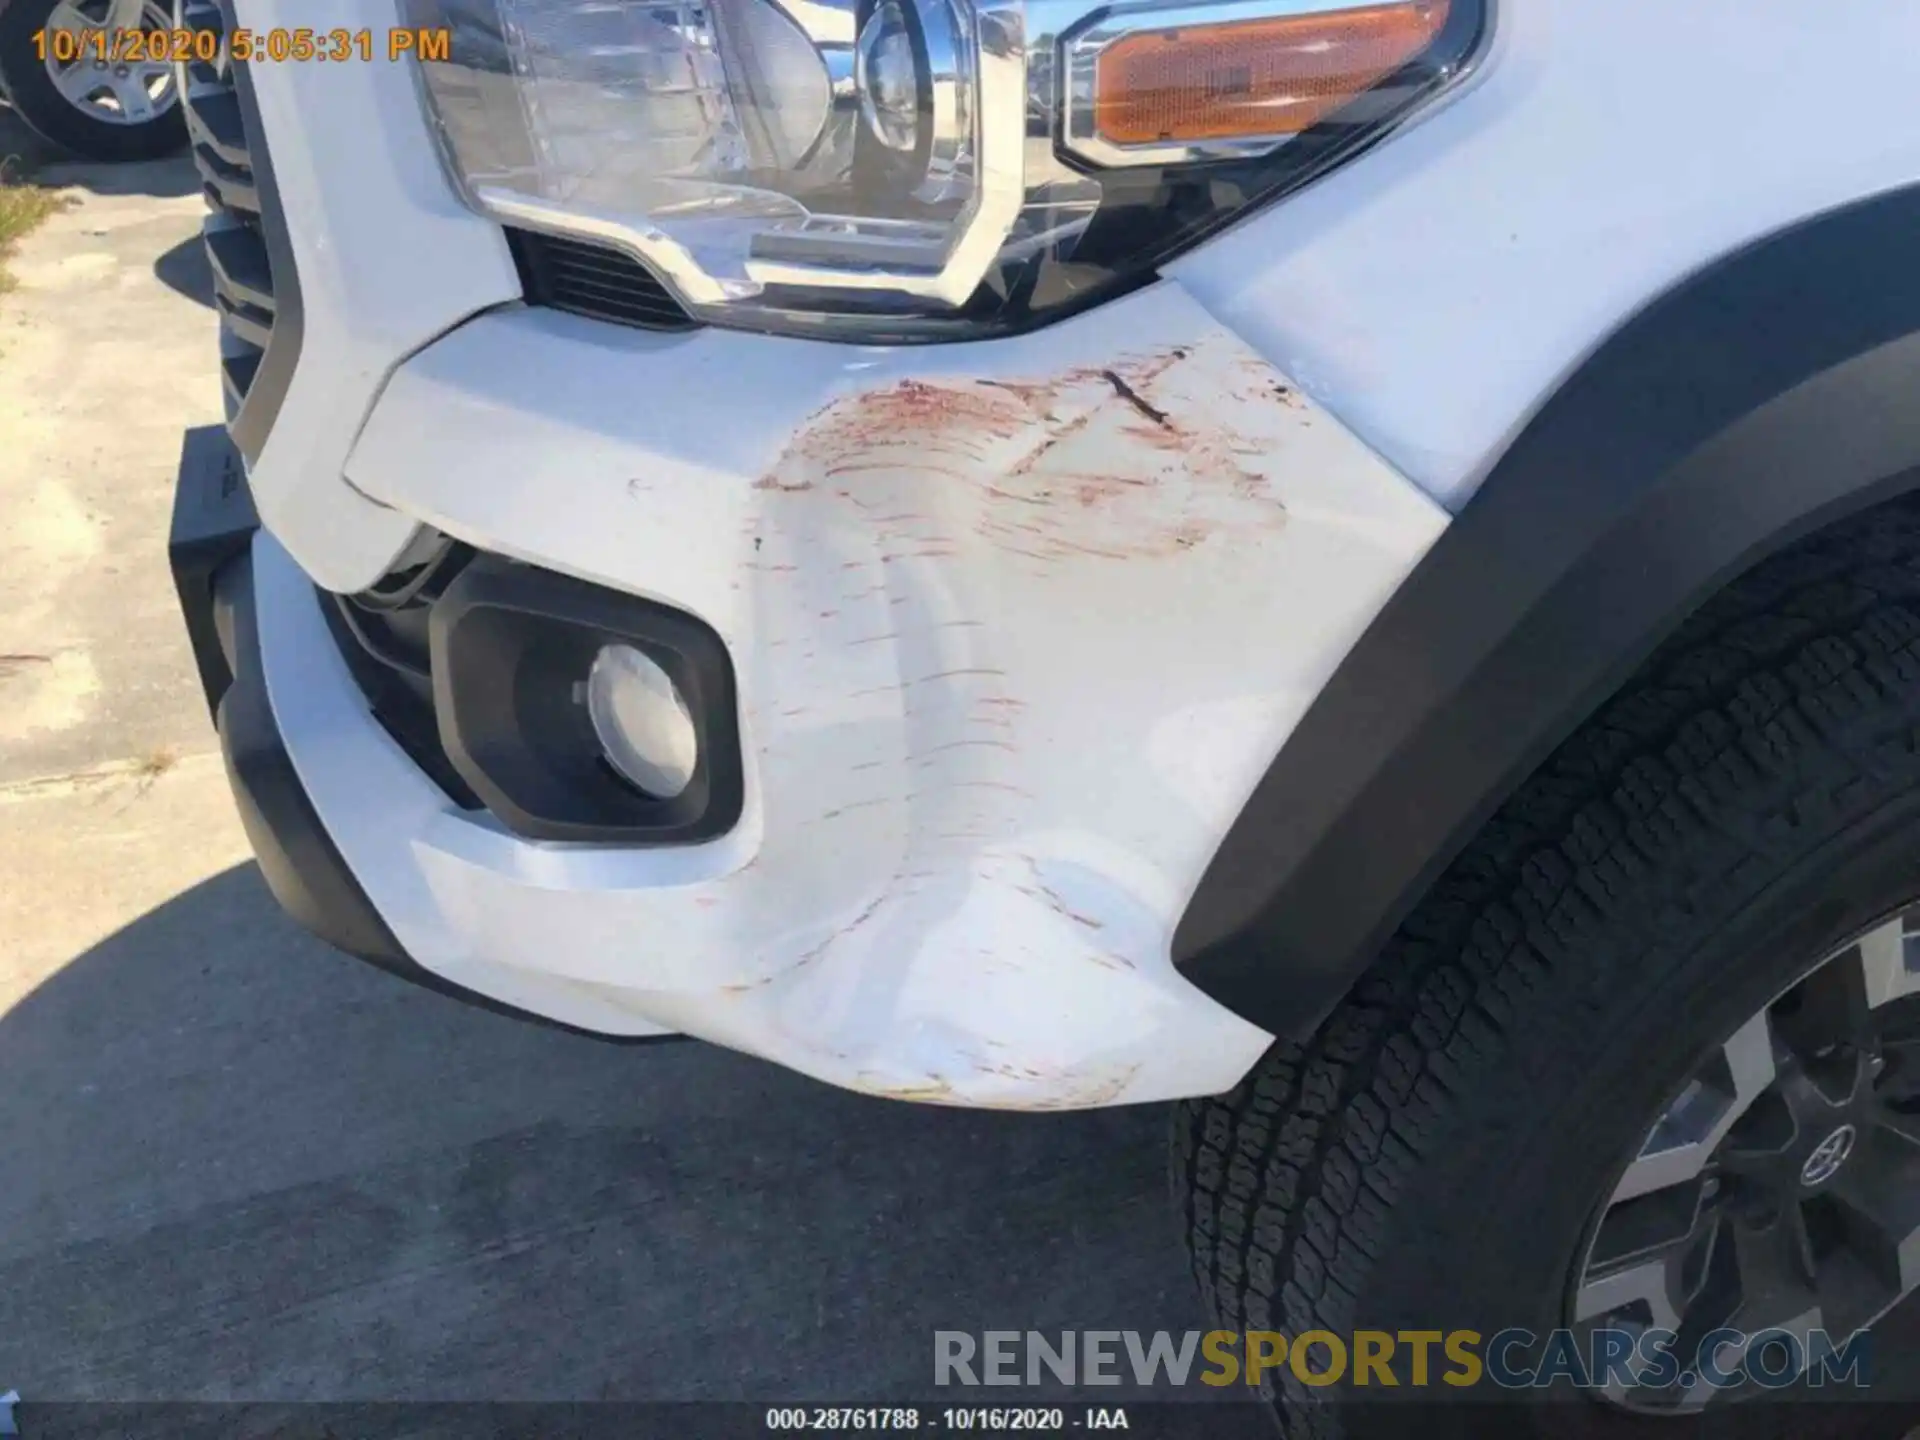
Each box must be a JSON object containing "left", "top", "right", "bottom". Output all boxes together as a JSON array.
[
  {"left": 1, "top": 103, "right": 199, "bottom": 199},
  {"left": 0, "top": 864, "right": 1212, "bottom": 1404},
  {"left": 153, "top": 231, "right": 213, "bottom": 308},
  {"left": 0, "top": 102, "right": 60, "bottom": 172},
  {"left": 38, "top": 153, "right": 201, "bottom": 200}
]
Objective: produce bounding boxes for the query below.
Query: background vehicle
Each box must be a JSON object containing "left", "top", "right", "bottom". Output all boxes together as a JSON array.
[
  {"left": 166, "top": 0, "right": 1920, "bottom": 1429},
  {"left": 0, "top": 0, "right": 184, "bottom": 161}
]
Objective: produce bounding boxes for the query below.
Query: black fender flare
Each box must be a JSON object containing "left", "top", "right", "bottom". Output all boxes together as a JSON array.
[{"left": 1174, "top": 182, "right": 1920, "bottom": 1039}]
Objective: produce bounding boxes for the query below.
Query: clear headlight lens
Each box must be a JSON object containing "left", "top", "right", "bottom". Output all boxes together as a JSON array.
[{"left": 405, "top": 0, "right": 1485, "bottom": 339}]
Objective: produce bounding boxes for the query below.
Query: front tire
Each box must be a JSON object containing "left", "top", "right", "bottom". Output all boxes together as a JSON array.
[{"left": 1176, "top": 496, "right": 1920, "bottom": 1436}]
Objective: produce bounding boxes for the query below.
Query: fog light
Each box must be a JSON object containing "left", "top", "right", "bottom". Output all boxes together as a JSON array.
[{"left": 586, "top": 643, "right": 698, "bottom": 800}]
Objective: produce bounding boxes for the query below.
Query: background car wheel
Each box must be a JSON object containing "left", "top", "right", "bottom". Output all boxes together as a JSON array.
[
  {"left": 0, "top": 0, "right": 185, "bottom": 162},
  {"left": 1174, "top": 494, "right": 1920, "bottom": 1438}
]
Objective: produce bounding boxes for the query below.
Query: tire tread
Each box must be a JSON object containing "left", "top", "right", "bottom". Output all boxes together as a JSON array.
[{"left": 1174, "top": 495, "right": 1920, "bottom": 1433}]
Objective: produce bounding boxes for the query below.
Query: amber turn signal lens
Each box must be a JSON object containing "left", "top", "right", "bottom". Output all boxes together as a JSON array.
[{"left": 1092, "top": 0, "right": 1450, "bottom": 146}]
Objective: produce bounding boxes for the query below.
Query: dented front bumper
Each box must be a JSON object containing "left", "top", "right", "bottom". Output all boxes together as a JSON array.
[{"left": 254, "top": 279, "right": 1448, "bottom": 1108}]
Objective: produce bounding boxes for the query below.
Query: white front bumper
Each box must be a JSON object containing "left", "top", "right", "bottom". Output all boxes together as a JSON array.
[
  {"left": 250, "top": 280, "right": 1446, "bottom": 1109},
  {"left": 234, "top": 0, "right": 1450, "bottom": 1108}
]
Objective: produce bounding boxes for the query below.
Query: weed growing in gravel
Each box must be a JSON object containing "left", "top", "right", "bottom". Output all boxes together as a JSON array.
[{"left": 0, "top": 157, "right": 67, "bottom": 293}]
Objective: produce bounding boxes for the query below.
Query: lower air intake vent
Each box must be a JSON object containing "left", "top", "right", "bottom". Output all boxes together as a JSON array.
[
  {"left": 507, "top": 230, "right": 699, "bottom": 333},
  {"left": 322, "top": 538, "right": 483, "bottom": 811}
]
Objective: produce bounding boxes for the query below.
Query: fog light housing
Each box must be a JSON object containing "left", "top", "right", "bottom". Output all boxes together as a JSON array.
[
  {"left": 429, "top": 556, "right": 744, "bottom": 844},
  {"left": 587, "top": 643, "right": 699, "bottom": 800}
]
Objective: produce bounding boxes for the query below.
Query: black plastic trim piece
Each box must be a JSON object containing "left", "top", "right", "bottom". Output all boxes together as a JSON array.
[
  {"left": 506, "top": 228, "right": 700, "bottom": 333},
  {"left": 1175, "top": 183, "right": 1920, "bottom": 1040},
  {"left": 319, "top": 586, "right": 485, "bottom": 811},
  {"left": 204, "top": 224, "right": 274, "bottom": 310},
  {"left": 169, "top": 425, "right": 259, "bottom": 719},
  {"left": 431, "top": 557, "right": 745, "bottom": 845},
  {"left": 185, "top": 87, "right": 249, "bottom": 168},
  {"left": 216, "top": 555, "right": 416, "bottom": 966}
]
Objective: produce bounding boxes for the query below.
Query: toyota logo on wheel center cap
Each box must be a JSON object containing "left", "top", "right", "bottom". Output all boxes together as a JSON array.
[{"left": 1800, "top": 1124, "right": 1858, "bottom": 1187}]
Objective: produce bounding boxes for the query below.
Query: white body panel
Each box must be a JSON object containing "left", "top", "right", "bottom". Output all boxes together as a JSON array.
[
  {"left": 266, "top": 283, "right": 1449, "bottom": 1107},
  {"left": 236, "top": 0, "right": 521, "bottom": 591},
  {"left": 1170, "top": 0, "right": 1920, "bottom": 507}
]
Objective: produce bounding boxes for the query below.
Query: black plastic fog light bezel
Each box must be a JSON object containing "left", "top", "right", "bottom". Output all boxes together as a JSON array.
[{"left": 429, "top": 557, "right": 744, "bottom": 845}]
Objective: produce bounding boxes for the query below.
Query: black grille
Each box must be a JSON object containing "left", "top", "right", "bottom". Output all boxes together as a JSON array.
[
  {"left": 321, "top": 540, "right": 484, "bottom": 811},
  {"left": 180, "top": 0, "right": 295, "bottom": 453},
  {"left": 508, "top": 229, "right": 699, "bottom": 332}
]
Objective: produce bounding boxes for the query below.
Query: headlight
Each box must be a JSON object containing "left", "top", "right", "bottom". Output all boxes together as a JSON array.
[{"left": 406, "top": 0, "right": 1486, "bottom": 339}]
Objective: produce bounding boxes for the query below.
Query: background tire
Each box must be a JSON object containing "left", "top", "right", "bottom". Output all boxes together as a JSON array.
[
  {"left": 1175, "top": 494, "right": 1920, "bottom": 1438},
  {"left": 0, "top": 0, "right": 186, "bottom": 162}
]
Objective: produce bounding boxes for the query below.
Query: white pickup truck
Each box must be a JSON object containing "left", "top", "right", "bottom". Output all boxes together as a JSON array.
[{"left": 162, "top": 0, "right": 1920, "bottom": 1428}]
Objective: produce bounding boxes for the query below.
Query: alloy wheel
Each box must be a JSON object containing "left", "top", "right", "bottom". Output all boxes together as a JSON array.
[
  {"left": 40, "top": 0, "right": 179, "bottom": 128},
  {"left": 1569, "top": 908, "right": 1920, "bottom": 1410}
]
